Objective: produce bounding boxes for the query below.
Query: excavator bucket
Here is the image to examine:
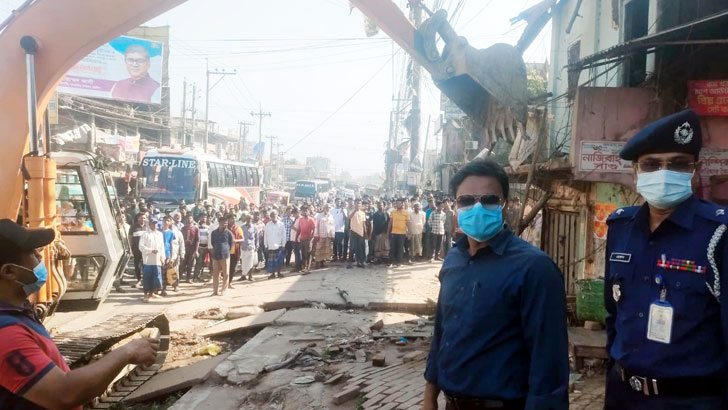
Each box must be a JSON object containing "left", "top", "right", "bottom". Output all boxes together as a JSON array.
[{"left": 417, "top": 10, "right": 528, "bottom": 127}]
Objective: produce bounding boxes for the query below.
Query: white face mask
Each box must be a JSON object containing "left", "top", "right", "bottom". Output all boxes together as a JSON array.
[{"left": 636, "top": 170, "right": 694, "bottom": 209}]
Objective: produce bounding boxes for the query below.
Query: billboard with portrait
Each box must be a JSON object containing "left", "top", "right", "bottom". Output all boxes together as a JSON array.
[{"left": 58, "top": 36, "right": 163, "bottom": 104}]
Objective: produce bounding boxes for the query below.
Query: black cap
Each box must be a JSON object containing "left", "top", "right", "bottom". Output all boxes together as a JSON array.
[
  {"left": 620, "top": 109, "right": 702, "bottom": 161},
  {"left": 0, "top": 219, "right": 55, "bottom": 252}
]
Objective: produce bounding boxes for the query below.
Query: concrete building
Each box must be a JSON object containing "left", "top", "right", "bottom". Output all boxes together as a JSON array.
[{"left": 535, "top": 0, "right": 728, "bottom": 295}]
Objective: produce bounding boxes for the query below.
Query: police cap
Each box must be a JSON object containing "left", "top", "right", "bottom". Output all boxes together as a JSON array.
[
  {"left": 0, "top": 219, "right": 55, "bottom": 252},
  {"left": 619, "top": 109, "right": 702, "bottom": 161}
]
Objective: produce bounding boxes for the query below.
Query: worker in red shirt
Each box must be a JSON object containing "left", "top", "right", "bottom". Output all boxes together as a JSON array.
[{"left": 0, "top": 219, "right": 158, "bottom": 410}]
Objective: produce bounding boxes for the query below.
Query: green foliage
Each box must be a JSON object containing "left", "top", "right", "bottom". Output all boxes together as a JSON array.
[{"left": 527, "top": 66, "right": 548, "bottom": 100}]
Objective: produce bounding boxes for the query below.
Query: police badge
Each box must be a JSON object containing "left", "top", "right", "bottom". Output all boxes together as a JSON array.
[
  {"left": 674, "top": 122, "right": 693, "bottom": 145},
  {"left": 612, "top": 283, "right": 621, "bottom": 302}
]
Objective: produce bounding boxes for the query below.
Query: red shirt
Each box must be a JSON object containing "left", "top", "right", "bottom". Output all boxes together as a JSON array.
[
  {"left": 110, "top": 75, "right": 160, "bottom": 103},
  {"left": 295, "top": 216, "right": 316, "bottom": 241},
  {"left": 0, "top": 303, "right": 78, "bottom": 410}
]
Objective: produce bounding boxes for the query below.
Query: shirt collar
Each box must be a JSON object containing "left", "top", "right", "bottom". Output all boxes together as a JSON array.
[
  {"left": 0, "top": 301, "right": 38, "bottom": 320},
  {"left": 455, "top": 225, "right": 512, "bottom": 256},
  {"left": 634, "top": 194, "right": 697, "bottom": 230}
]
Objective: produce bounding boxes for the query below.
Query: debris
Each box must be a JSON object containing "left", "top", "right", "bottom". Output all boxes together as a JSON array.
[
  {"left": 332, "top": 386, "right": 362, "bottom": 405},
  {"left": 324, "top": 373, "right": 345, "bottom": 385},
  {"left": 402, "top": 350, "right": 427, "bottom": 363},
  {"left": 193, "top": 344, "right": 221, "bottom": 357},
  {"left": 372, "top": 354, "right": 386, "bottom": 367},
  {"left": 358, "top": 325, "right": 372, "bottom": 335},
  {"left": 225, "top": 306, "right": 264, "bottom": 320},
  {"left": 193, "top": 307, "right": 226, "bottom": 320},
  {"left": 263, "top": 347, "right": 322, "bottom": 372},
  {"left": 584, "top": 321, "right": 604, "bottom": 331},
  {"left": 263, "top": 348, "right": 306, "bottom": 372},
  {"left": 125, "top": 353, "right": 230, "bottom": 403},
  {"left": 199, "top": 309, "right": 286, "bottom": 337},
  {"left": 311, "top": 302, "right": 328, "bottom": 309},
  {"left": 354, "top": 349, "right": 367, "bottom": 363},
  {"left": 292, "top": 376, "right": 315, "bottom": 385},
  {"left": 369, "top": 319, "right": 384, "bottom": 331},
  {"left": 289, "top": 337, "right": 325, "bottom": 343},
  {"left": 336, "top": 287, "right": 351, "bottom": 306}
]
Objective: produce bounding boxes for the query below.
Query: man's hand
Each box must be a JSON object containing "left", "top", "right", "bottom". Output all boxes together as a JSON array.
[
  {"left": 122, "top": 338, "right": 160, "bottom": 366},
  {"left": 152, "top": 250, "right": 158, "bottom": 254}
]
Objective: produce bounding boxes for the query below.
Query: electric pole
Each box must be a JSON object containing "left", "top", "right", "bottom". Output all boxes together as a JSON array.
[
  {"left": 204, "top": 58, "right": 236, "bottom": 153},
  {"left": 189, "top": 83, "right": 196, "bottom": 148},
  {"left": 180, "top": 78, "right": 187, "bottom": 147},
  {"left": 251, "top": 103, "right": 271, "bottom": 165},
  {"left": 238, "top": 121, "right": 252, "bottom": 162},
  {"left": 265, "top": 135, "right": 277, "bottom": 185},
  {"left": 275, "top": 142, "right": 284, "bottom": 184},
  {"left": 409, "top": 3, "right": 423, "bottom": 172}
]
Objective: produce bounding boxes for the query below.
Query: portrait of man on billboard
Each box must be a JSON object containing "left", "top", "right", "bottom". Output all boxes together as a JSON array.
[{"left": 110, "top": 44, "right": 161, "bottom": 103}]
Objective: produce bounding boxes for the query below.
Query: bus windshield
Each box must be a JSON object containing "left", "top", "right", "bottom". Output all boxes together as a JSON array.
[
  {"left": 295, "top": 181, "right": 315, "bottom": 197},
  {"left": 140, "top": 157, "right": 198, "bottom": 204}
]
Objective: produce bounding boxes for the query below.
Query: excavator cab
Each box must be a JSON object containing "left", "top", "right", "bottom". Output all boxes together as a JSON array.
[{"left": 52, "top": 150, "right": 130, "bottom": 312}]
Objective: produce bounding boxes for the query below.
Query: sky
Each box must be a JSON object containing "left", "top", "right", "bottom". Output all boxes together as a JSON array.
[{"left": 1, "top": 0, "right": 551, "bottom": 177}]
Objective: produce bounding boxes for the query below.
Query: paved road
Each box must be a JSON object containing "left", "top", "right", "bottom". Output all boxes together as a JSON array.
[{"left": 47, "top": 260, "right": 443, "bottom": 334}]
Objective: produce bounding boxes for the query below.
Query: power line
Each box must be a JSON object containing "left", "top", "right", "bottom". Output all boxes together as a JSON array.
[{"left": 284, "top": 52, "right": 397, "bottom": 154}]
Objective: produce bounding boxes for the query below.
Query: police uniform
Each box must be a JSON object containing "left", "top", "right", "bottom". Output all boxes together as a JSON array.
[{"left": 604, "top": 110, "right": 728, "bottom": 409}]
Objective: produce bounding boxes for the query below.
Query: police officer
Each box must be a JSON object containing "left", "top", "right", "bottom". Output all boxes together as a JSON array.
[{"left": 604, "top": 109, "right": 728, "bottom": 409}]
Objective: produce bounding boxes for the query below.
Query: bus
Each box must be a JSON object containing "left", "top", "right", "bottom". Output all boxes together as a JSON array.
[
  {"left": 140, "top": 149, "right": 261, "bottom": 210},
  {"left": 294, "top": 179, "right": 329, "bottom": 202}
]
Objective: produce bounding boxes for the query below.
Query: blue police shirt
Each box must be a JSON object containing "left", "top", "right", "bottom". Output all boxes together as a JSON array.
[
  {"left": 605, "top": 195, "right": 728, "bottom": 378},
  {"left": 425, "top": 227, "right": 569, "bottom": 409}
]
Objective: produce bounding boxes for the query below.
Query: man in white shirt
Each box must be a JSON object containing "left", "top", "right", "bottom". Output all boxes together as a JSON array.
[
  {"left": 407, "top": 203, "right": 426, "bottom": 260},
  {"left": 330, "top": 199, "right": 347, "bottom": 262},
  {"left": 139, "top": 218, "right": 165, "bottom": 302},
  {"left": 264, "top": 210, "right": 286, "bottom": 279}
]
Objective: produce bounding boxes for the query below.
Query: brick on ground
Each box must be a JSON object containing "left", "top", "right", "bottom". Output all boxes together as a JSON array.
[{"left": 333, "top": 386, "right": 362, "bottom": 405}]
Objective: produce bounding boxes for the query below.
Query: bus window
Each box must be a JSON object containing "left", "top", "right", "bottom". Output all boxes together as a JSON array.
[
  {"left": 215, "top": 163, "right": 226, "bottom": 187},
  {"left": 207, "top": 163, "right": 218, "bottom": 187},
  {"left": 224, "top": 165, "right": 235, "bottom": 187},
  {"left": 252, "top": 168, "right": 260, "bottom": 186},
  {"left": 235, "top": 165, "right": 244, "bottom": 186}
]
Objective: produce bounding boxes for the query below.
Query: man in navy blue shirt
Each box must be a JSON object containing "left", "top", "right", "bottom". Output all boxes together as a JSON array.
[
  {"left": 423, "top": 159, "right": 569, "bottom": 410},
  {"left": 604, "top": 110, "right": 728, "bottom": 409}
]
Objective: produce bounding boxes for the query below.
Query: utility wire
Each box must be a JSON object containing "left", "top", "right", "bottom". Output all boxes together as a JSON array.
[{"left": 284, "top": 52, "right": 398, "bottom": 154}]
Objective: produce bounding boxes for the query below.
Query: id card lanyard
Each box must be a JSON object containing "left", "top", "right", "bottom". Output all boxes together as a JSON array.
[{"left": 647, "top": 273, "right": 673, "bottom": 344}]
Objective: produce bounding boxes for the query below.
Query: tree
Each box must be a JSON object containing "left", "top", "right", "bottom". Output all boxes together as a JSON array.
[
  {"left": 284, "top": 158, "right": 299, "bottom": 165},
  {"left": 527, "top": 66, "right": 548, "bottom": 101}
]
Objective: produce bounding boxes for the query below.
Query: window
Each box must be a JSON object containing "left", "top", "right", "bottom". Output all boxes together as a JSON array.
[
  {"left": 624, "top": 0, "right": 648, "bottom": 86},
  {"left": 56, "top": 168, "right": 95, "bottom": 234},
  {"left": 224, "top": 165, "right": 235, "bottom": 187},
  {"left": 64, "top": 255, "right": 106, "bottom": 292},
  {"left": 235, "top": 166, "right": 245, "bottom": 186},
  {"left": 207, "top": 163, "right": 218, "bottom": 187},
  {"left": 252, "top": 168, "right": 260, "bottom": 186}
]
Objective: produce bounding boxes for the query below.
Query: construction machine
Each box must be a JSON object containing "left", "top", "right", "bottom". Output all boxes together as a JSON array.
[{"left": 0, "top": 0, "right": 529, "bottom": 405}]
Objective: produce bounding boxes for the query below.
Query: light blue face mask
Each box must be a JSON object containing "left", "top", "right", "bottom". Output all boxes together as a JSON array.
[
  {"left": 636, "top": 170, "right": 694, "bottom": 210},
  {"left": 457, "top": 203, "right": 504, "bottom": 242},
  {"left": 8, "top": 262, "right": 48, "bottom": 296}
]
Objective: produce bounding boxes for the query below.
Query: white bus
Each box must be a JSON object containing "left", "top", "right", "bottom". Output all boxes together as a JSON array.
[{"left": 140, "top": 149, "right": 261, "bottom": 209}]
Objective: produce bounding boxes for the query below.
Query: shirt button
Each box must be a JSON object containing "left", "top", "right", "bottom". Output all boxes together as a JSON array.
[
  {"left": 648, "top": 241, "right": 654, "bottom": 246},
  {"left": 638, "top": 312, "right": 644, "bottom": 318},
  {"left": 676, "top": 281, "right": 681, "bottom": 288},
  {"left": 468, "top": 261, "right": 474, "bottom": 265},
  {"left": 453, "top": 314, "right": 458, "bottom": 319},
  {"left": 459, "top": 287, "right": 464, "bottom": 292},
  {"left": 643, "top": 276, "right": 649, "bottom": 281}
]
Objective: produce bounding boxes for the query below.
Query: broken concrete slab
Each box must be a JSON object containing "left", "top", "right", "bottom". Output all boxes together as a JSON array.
[
  {"left": 125, "top": 353, "right": 231, "bottom": 403},
  {"left": 261, "top": 300, "right": 308, "bottom": 311},
  {"left": 168, "top": 384, "right": 248, "bottom": 410},
  {"left": 402, "top": 351, "right": 427, "bottom": 363},
  {"left": 275, "top": 307, "right": 352, "bottom": 327},
  {"left": 199, "top": 309, "right": 286, "bottom": 337},
  {"left": 366, "top": 302, "right": 436, "bottom": 315},
  {"left": 372, "top": 354, "right": 386, "bottom": 367},
  {"left": 225, "top": 306, "right": 264, "bottom": 320}
]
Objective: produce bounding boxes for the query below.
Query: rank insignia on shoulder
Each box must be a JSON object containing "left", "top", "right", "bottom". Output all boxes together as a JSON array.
[
  {"left": 656, "top": 257, "right": 707, "bottom": 275},
  {"left": 717, "top": 209, "right": 725, "bottom": 216},
  {"left": 616, "top": 209, "right": 624, "bottom": 215},
  {"left": 613, "top": 283, "right": 621, "bottom": 302}
]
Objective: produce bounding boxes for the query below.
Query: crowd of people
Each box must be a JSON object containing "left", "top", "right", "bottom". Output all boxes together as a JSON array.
[{"left": 120, "top": 192, "right": 460, "bottom": 301}]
